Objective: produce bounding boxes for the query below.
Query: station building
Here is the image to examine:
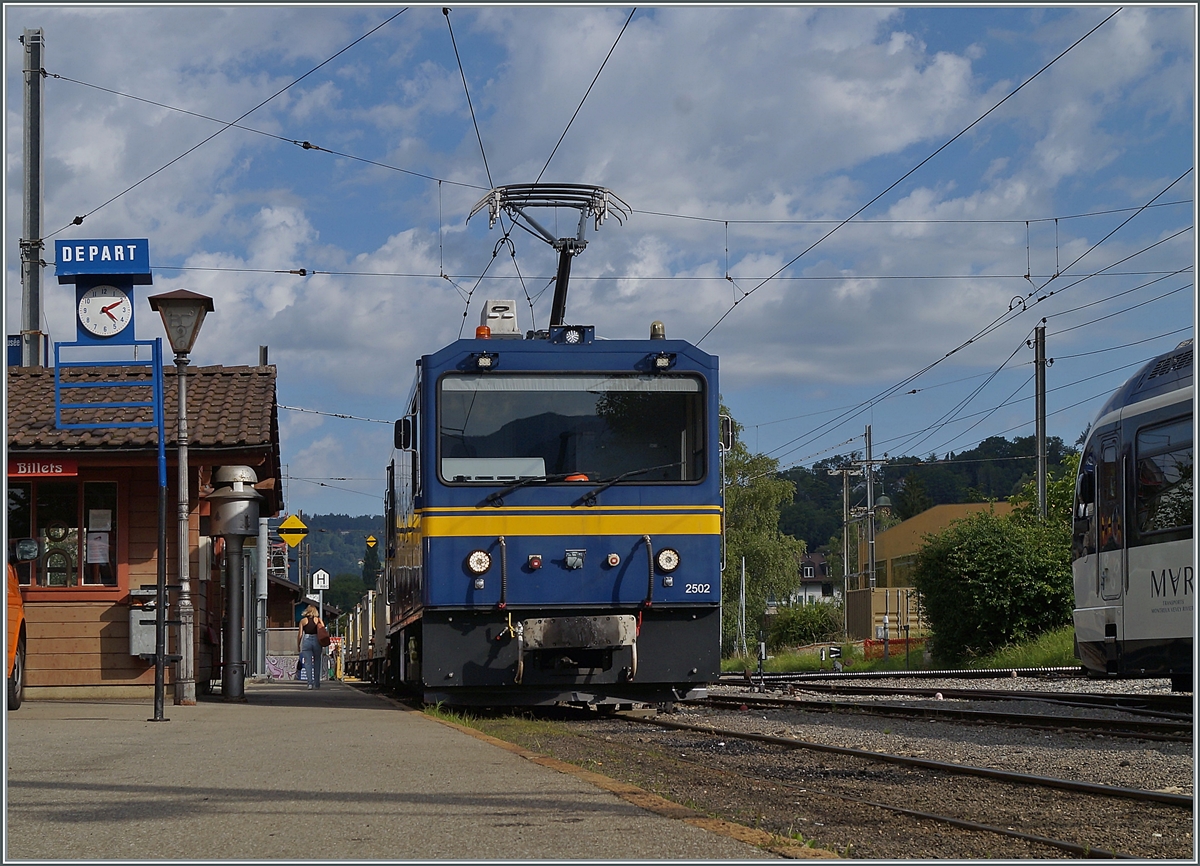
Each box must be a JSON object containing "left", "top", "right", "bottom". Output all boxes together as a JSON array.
[{"left": 6, "top": 362, "right": 287, "bottom": 699}]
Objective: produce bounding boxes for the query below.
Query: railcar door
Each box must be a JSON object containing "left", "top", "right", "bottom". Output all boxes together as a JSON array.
[{"left": 1097, "top": 435, "right": 1125, "bottom": 605}]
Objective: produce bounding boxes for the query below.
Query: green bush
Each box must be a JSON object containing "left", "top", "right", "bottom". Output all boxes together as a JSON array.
[
  {"left": 913, "top": 510, "right": 1072, "bottom": 664},
  {"left": 768, "top": 602, "right": 843, "bottom": 651}
]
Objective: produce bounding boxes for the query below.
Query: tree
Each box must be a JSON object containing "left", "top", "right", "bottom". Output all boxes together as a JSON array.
[
  {"left": 721, "top": 409, "right": 806, "bottom": 652},
  {"left": 361, "top": 543, "right": 381, "bottom": 587},
  {"left": 913, "top": 508, "right": 1073, "bottom": 663},
  {"left": 326, "top": 572, "right": 372, "bottom": 613},
  {"left": 893, "top": 472, "right": 934, "bottom": 521}
]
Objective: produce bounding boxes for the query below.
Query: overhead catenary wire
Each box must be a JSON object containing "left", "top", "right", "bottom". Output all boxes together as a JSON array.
[
  {"left": 36, "top": 66, "right": 1196, "bottom": 236},
  {"left": 695, "top": 6, "right": 1123, "bottom": 345},
  {"left": 44, "top": 8, "right": 408, "bottom": 240},
  {"left": 752, "top": 216, "right": 1194, "bottom": 465},
  {"left": 532, "top": 7, "right": 637, "bottom": 185},
  {"left": 278, "top": 405, "right": 393, "bottom": 424}
]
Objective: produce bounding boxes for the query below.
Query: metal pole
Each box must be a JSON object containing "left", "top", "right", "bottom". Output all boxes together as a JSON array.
[
  {"left": 549, "top": 245, "right": 574, "bottom": 326},
  {"left": 223, "top": 535, "right": 246, "bottom": 700},
  {"left": 256, "top": 518, "right": 268, "bottom": 677},
  {"left": 151, "top": 338, "right": 169, "bottom": 722},
  {"left": 841, "top": 468, "right": 850, "bottom": 635},
  {"left": 21, "top": 28, "right": 45, "bottom": 368},
  {"left": 865, "top": 426, "right": 876, "bottom": 590},
  {"left": 174, "top": 354, "right": 196, "bottom": 705},
  {"left": 1035, "top": 323, "right": 1047, "bottom": 520},
  {"left": 152, "top": 481, "right": 168, "bottom": 721}
]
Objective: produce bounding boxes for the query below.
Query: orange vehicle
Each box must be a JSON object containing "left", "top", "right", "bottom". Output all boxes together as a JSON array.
[{"left": 7, "top": 538, "right": 37, "bottom": 710}]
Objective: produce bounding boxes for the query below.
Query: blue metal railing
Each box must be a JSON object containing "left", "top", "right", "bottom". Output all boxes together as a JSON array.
[{"left": 54, "top": 339, "right": 166, "bottom": 486}]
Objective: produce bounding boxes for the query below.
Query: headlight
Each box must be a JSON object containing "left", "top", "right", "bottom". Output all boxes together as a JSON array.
[
  {"left": 655, "top": 547, "right": 680, "bottom": 573},
  {"left": 466, "top": 549, "right": 492, "bottom": 575}
]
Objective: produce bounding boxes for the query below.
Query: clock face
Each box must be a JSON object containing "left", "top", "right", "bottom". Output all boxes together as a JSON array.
[{"left": 78, "top": 285, "right": 133, "bottom": 337}]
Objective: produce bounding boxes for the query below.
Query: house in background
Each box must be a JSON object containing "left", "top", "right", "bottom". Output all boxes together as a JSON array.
[
  {"left": 791, "top": 550, "right": 837, "bottom": 605},
  {"left": 6, "top": 363, "right": 283, "bottom": 699}
]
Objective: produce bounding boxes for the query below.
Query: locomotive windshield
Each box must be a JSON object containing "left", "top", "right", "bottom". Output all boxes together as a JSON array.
[{"left": 438, "top": 373, "right": 705, "bottom": 483}]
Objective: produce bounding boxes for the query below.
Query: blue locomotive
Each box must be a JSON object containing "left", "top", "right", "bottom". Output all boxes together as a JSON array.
[{"left": 375, "top": 301, "right": 725, "bottom": 706}]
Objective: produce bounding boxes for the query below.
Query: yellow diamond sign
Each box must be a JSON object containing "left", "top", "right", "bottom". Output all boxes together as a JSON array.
[
  {"left": 278, "top": 514, "right": 308, "bottom": 548},
  {"left": 365, "top": 535, "right": 377, "bottom": 548}
]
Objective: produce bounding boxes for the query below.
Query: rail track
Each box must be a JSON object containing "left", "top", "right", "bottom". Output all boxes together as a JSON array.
[
  {"left": 700, "top": 693, "right": 1194, "bottom": 742},
  {"left": 624, "top": 711, "right": 1193, "bottom": 809},
  {"left": 590, "top": 720, "right": 1140, "bottom": 859},
  {"left": 398, "top": 681, "right": 1193, "bottom": 858}
]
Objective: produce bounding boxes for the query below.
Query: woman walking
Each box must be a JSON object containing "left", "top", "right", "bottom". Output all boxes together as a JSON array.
[{"left": 297, "top": 605, "right": 325, "bottom": 690}]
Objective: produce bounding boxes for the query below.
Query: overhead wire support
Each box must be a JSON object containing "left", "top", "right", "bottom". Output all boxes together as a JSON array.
[
  {"left": 46, "top": 8, "right": 408, "bottom": 240},
  {"left": 695, "top": 6, "right": 1123, "bottom": 345},
  {"left": 444, "top": 7, "right": 493, "bottom": 189}
]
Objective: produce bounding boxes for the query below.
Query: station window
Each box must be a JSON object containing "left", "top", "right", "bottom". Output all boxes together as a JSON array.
[{"left": 6, "top": 480, "right": 118, "bottom": 587}]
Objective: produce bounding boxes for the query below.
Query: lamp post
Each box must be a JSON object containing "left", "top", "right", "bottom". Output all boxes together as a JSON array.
[{"left": 148, "top": 289, "right": 214, "bottom": 706}]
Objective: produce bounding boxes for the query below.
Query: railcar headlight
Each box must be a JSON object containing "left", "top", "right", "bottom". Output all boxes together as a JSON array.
[
  {"left": 655, "top": 547, "right": 681, "bottom": 573},
  {"left": 466, "top": 549, "right": 492, "bottom": 575}
]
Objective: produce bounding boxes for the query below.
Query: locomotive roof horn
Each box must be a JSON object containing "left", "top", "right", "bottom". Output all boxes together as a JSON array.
[{"left": 467, "top": 184, "right": 630, "bottom": 327}]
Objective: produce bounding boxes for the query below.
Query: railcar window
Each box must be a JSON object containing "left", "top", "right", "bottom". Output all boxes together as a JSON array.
[
  {"left": 438, "top": 374, "right": 705, "bottom": 483},
  {"left": 1098, "top": 440, "right": 1122, "bottom": 552},
  {"left": 1136, "top": 418, "right": 1192, "bottom": 535}
]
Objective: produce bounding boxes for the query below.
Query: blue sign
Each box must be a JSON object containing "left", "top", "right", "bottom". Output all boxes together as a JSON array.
[
  {"left": 7, "top": 334, "right": 49, "bottom": 366},
  {"left": 55, "top": 239, "right": 152, "bottom": 283}
]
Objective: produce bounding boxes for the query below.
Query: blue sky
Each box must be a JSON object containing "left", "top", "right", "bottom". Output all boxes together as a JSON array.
[{"left": 4, "top": 4, "right": 1196, "bottom": 520}]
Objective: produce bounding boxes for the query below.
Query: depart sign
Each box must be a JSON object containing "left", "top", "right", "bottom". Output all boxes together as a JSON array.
[{"left": 55, "top": 238, "right": 152, "bottom": 281}]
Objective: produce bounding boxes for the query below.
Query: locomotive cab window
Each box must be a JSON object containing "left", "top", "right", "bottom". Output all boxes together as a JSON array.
[
  {"left": 1135, "top": 417, "right": 1192, "bottom": 538},
  {"left": 438, "top": 373, "right": 705, "bottom": 484}
]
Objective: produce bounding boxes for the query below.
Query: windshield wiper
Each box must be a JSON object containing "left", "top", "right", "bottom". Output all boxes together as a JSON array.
[
  {"left": 579, "top": 461, "right": 683, "bottom": 506},
  {"left": 484, "top": 473, "right": 577, "bottom": 507}
]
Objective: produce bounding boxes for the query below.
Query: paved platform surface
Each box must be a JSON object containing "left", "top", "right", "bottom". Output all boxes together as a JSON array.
[{"left": 5, "top": 680, "right": 776, "bottom": 861}]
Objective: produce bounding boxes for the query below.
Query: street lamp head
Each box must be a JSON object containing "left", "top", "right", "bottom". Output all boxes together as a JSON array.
[{"left": 148, "top": 289, "right": 214, "bottom": 355}]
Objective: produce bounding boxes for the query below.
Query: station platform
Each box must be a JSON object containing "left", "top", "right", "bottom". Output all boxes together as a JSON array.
[{"left": 4, "top": 679, "right": 782, "bottom": 860}]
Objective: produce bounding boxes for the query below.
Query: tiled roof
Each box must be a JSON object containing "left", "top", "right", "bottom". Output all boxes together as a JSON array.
[{"left": 7, "top": 365, "right": 278, "bottom": 453}]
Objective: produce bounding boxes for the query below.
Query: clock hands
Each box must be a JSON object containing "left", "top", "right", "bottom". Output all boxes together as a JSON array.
[{"left": 99, "top": 301, "right": 124, "bottom": 321}]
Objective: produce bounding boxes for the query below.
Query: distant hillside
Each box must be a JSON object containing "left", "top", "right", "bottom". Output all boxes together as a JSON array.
[
  {"left": 280, "top": 513, "right": 385, "bottom": 581},
  {"left": 778, "top": 434, "right": 1073, "bottom": 551}
]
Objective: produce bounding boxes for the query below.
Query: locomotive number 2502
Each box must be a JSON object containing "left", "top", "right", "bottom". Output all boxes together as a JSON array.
[{"left": 685, "top": 583, "right": 710, "bottom": 594}]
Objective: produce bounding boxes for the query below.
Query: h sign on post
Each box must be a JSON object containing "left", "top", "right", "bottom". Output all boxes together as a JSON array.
[{"left": 312, "top": 569, "right": 330, "bottom": 591}]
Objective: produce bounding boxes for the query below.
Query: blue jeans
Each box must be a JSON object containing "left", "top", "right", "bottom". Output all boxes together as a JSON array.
[{"left": 300, "top": 634, "right": 322, "bottom": 688}]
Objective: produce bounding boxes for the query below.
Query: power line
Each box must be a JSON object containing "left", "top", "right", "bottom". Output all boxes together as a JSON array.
[
  {"left": 533, "top": 8, "right": 636, "bottom": 185},
  {"left": 40, "top": 68, "right": 1196, "bottom": 236},
  {"left": 630, "top": 199, "right": 1191, "bottom": 227},
  {"left": 444, "top": 7, "right": 492, "bottom": 189},
  {"left": 278, "top": 404, "right": 393, "bottom": 424},
  {"left": 695, "top": 6, "right": 1122, "bottom": 345},
  {"left": 45, "top": 9, "right": 408, "bottom": 240}
]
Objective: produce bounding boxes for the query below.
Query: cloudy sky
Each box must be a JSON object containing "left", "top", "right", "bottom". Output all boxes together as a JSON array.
[{"left": 5, "top": 4, "right": 1195, "bottom": 519}]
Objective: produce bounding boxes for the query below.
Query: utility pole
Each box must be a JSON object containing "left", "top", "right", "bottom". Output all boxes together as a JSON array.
[
  {"left": 865, "top": 425, "right": 876, "bottom": 590},
  {"left": 828, "top": 464, "right": 861, "bottom": 638},
  {"left": 1033, "top": 323, "right": 1048, "bottom": 520},
  {"left": 21, "top": 28, "right": 45, "bottom": 368}
]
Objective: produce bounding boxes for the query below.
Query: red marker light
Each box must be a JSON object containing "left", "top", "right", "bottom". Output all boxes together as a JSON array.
[{"left": 527, "top": 554, "right": 542, "bottom": 569}]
